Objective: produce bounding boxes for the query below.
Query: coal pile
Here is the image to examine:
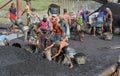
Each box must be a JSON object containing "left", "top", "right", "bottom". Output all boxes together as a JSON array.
[{"left": 0, "top": 35, "right": 120, "bottom": 76}]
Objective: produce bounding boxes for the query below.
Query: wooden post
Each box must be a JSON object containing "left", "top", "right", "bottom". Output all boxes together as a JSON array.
[{"left": 16, "top": 0, "right": 22, "bottom": 18}]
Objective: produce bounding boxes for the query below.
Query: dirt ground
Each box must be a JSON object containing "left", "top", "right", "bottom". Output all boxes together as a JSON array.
[{"left": 0, "top": 33, "right": 120, "bottom": 76}]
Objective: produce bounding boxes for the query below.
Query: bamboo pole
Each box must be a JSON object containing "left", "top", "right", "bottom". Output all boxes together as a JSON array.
[{"left": 0, "top": 0, "right": 12, "bottom": 9}]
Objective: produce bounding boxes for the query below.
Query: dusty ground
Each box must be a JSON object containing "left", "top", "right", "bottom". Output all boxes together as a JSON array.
[{"left": 0, "top": 33, "right": 120, "bottom": 76}]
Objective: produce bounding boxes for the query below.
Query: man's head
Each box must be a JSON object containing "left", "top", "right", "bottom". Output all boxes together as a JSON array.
[
  {"left": 106, "top": 7, "right": 111, "bottom": 12},
  {"left": 43, "top": 15, "right": 47, "bottom": 22},
  {"left": 51, "top": 16, "right": 58, "bottom": 24},
  {"left": 11, "top": 2, "right": 15, "bottom": 8},
  {"left": 31, "top": 8, "right": 36, "bottom": 12},
  {"left": 63, "top": 9, "right": 67, "bottom": 13},
  {"left": 59, "top": 16, "right": 64, "bottom": 21}
]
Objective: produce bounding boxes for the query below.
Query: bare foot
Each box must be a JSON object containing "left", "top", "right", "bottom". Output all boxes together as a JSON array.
[
  {"left": 13, "top": 29, "right": 17, "bottom": 33},
  {"left": 80, "top": 38, "right": 84, "bottom": 42},
  {"left": 69, "top": 65, "right": 73, "bottom": 69},
  {"left": 92, "top": 34, "right": 96, "bottom": 37}
]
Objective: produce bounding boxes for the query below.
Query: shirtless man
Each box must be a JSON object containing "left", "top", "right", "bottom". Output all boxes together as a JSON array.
[
  {"left": 104, "top": 8, "right": 113, "bottom": 33},
  {"left": 28, "top": 24, "right": 41, "bottom": 53},
  {"left": 62, "top": 9, "right": 71, "bottom": 39},
  {"left": 52, "top": 18, "right": 62, "bottom": 41},
  {"left": 45, "top": 40, "right": 74, "bottom": 68},
  {"left": 76, "top": 10, "right": 84, "bottom": 42}
]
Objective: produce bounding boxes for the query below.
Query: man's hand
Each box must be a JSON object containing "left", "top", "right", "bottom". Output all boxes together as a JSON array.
[{"left": 45, "top": 48, "right": 48, "bottom": 51}]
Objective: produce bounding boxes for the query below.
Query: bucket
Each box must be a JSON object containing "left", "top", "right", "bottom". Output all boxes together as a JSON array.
[{"left": 102, "top": 32, "right": 113, "bottom": 41}]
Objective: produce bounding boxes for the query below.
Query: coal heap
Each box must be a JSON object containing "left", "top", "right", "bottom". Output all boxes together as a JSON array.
[{"left": 0, "top": 35, "right": 120, "bottom": 76}]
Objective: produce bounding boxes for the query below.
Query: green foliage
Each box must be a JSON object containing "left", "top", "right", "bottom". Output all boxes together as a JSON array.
[
  {"left": 0, "top": 0, "right": 56, "bottom": 23},
  {"left": 0, "top": 0, "right": 55, "bottom": 11}
]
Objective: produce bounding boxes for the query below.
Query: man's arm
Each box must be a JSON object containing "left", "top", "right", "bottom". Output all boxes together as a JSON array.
[
  {"left": 104, "top": 15, "right": 107, "bottom": 25},
  {"left": 47, "top": 7, "right": 50, "bottom": 16},
  {"left": 52, "top": 41, "right": 68, "bottom": 59},
  {"left": 68, "top": 15, "right": 71, "bottom": 25},
  {"left": 51, "top": 45, "right": 62, "bottom": 59},
  {"left": 58, "top": 24, "right": 63, "bottom": 34},
  {"left": 45, "top": 42, "right": 55, "bottom": 51},
  {"left": 36, "top": 14, "right": 41, "bottom": 21},
  {"left": 110, "top": 13, "right": 113, "bottom": 26}
]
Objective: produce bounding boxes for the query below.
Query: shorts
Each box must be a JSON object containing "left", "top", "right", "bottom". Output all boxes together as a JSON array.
[
  {"left": 29, "top": 36, "right": 39, "bottom": 45},
  {"left": 96, "top": 17, "right": 103, "bottom": 28},
  {"left": 10, "top": 20, "right": 16, "bottom": 25},
  {"left": 65, "top": 47, "right": 76, "bottom": 58}
]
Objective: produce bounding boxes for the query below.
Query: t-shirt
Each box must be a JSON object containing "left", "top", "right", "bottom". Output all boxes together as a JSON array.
[
  {"left": 25, "top": 5, "right": 31, "bottom": 14},
  {"left": 97, "top": 12, "right": 105, "bottom": 17},
  {"left": 82, "top": 10, "right": 87, "bottom": 22},
  {"left": 40, "top": 20, "right": 50, "bottom": 30},
  {"left": 9, "top": 8, "right": 16, "bottom": 20}
]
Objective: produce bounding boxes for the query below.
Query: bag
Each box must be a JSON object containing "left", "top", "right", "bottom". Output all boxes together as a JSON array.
[
  {"left": 74, "top": 53, "right": 86, "bottom": 65},
  {"left": 44, "top": 48, "right": 52, "bottom": 61},
  {"left": 114, "top": 27, "right": 120, "bottom": 35},
  {"left": 102, "top": 32, "right": 113, "bottom": 41}
]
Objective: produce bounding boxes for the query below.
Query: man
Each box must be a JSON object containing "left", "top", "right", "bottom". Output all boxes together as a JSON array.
[
  {"left": 62, "top": 9, "right": 71, "bottom": 39},
  {"left": 45, "top": 40, "right": 74, "bottom": 68},
  {"left": 59, "top": 16, "right": 67, "bottom": 41},
  {"left": 93, "top": 9, "right": 105, "bottom": 36},
  {"left": 9, "top": 2, "right": 16, "bottom": 32},
  {"left": 28, "top": 24, "right": 41, "bottom": 53},
  {"left": 76, "top": 10, "right": 85, "bottom": 42},
  {"left": 52, "top": 18, "right": 62, "bottom": 41},
  {"left": 25, "top": 0, "right": 32, "bottom": 9},
  {"left": 40, "top": 15, "right": 50, "bottom": 32},
  {"left": 29, "top": 8, "right": 40, "bottom": 27},
  {"left": 104, "top": 7, "right": 113, "bottom": 33},
  {"left": 40, "top": 15, "right": 50, "bottom": 49},
  {"left": 89, "top": 12, "right": 99, "bottom": 36},
  {"left": 22, "top": 3, "right": 31, "bottom": 26}
]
